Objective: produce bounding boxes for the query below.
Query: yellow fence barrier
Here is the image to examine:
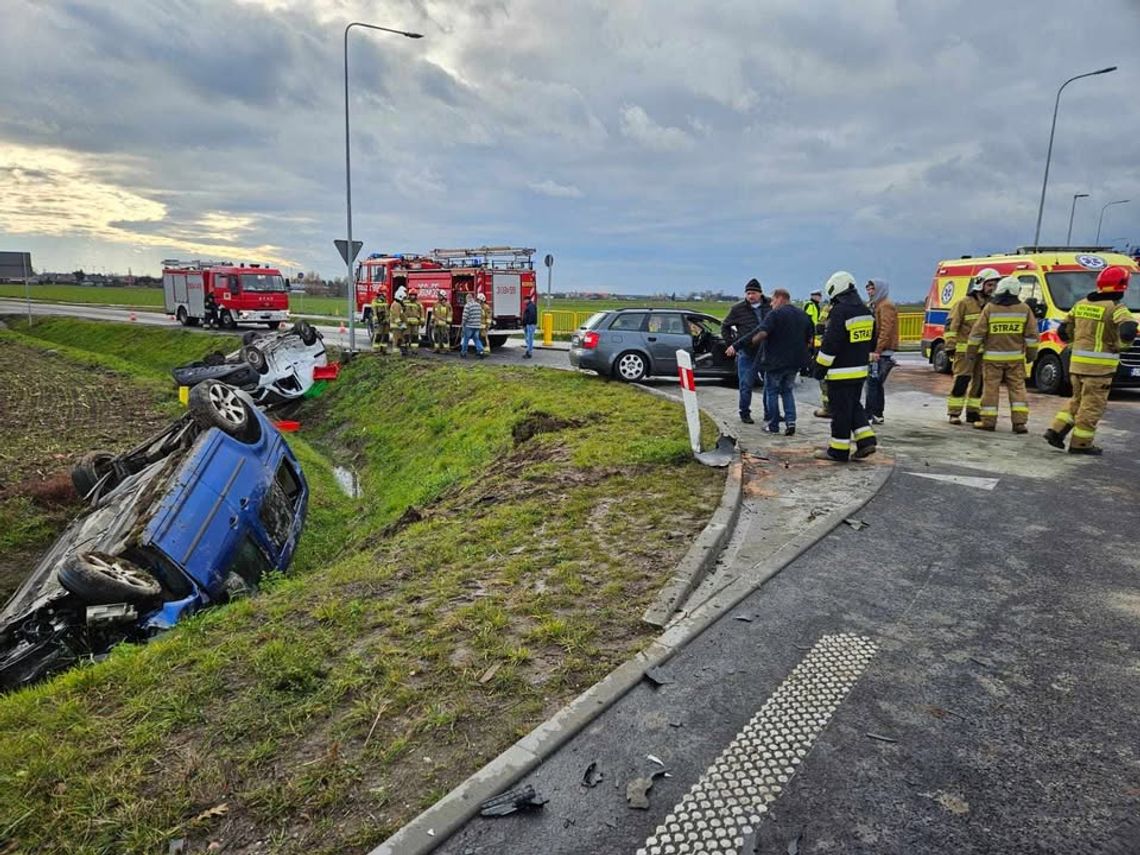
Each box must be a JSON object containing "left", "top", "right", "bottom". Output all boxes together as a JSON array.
[{"left": 542, "top": 310, "right": 925, "bottom": 343}]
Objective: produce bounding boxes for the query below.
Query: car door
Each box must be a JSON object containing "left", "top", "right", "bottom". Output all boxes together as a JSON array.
[
  {"left": 688, "top": 314, "right": 733, "bottom": 376},
  {"left": 645, "top": 312, "right": 691, "bottom": 376}
]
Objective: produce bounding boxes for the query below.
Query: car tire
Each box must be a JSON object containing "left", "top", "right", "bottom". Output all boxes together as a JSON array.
[
  {"left": 293, "top": 321, "right": 319, "bottom": 346},
  {"left": 614, "top": 351, "right": 649, "bottom": 382},
  {"left": 58, "top": 552, "right": 161, "bottom": 605},
  {"left": 1034, "top": 351, "right": 1065, "bottom": 395},
  {"left": 931, "top": 341, "right": 951, "bottom": 375},
  {"left": 220, "top": 309, "right": 236, "bottom": 329},
  {"left": 241, "top": 345, "right": 269, "bottom": 374},
  {"left": 71, "top": 450, "right": 115, "bottom": 500},
  {"left": 188, "top": 380, "right": 251, "bottom": 437},
  {"left": 241, "top": 330, "right": 262, "bottom": 346}
]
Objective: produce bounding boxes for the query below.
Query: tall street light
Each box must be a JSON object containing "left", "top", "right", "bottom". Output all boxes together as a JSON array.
[
  {"left": 1031, "top": 66, "right": 1117, "bottom": 248},
  {"left": 344, "top": 21, "right": 423, "bottom": 352},
  {"left": 1096, "top": 199, "right": 1130, "bottom": 244},
  {"left": 1066, "top": 193, "right": 1089, "bottom": 244}
]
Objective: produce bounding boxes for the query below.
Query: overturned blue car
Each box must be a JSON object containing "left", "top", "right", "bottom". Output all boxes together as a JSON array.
[{"left": 0, "top": 380, "right": 308, "bottom": 691}]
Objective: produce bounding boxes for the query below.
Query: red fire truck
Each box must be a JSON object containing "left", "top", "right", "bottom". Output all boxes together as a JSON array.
[
  {"left": 163, "top": 259, "right": 291, "bottom": 329},
  {"left": 354, "top": 246, "right": 537, "bottom": 348}
]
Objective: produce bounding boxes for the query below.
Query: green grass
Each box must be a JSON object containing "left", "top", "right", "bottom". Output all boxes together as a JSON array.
[
  {"left": 0, "top": 284, "right": 168, "bottom": 309},
  {"left": 0, "top": 325, "right": 725, "bottom": 854}
]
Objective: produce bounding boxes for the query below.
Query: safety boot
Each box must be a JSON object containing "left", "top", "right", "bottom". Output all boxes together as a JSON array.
[
  {"left": 813, "top": 408, "right": 831, "bottom": 419},
  {"left": 813, "top": 449, "right": 844, "bottom": 462},
  {"left": 948, "top": 415, "right": 962, "bottom": 425},
  {"left": 1043, "top": 429, "right": 1065, "bottom": 448},
  {"left": 964, "top": 411, "right": 980, "bottom": 423},
  {"left": 1012, "top": 425, "right": 1028, "bottom": 435},
  {"left": 852, "top": 444, "right": 877, "bottom": 460},
  {"left": 1068, "top": 445, "right": 1103, "bottom": 456},
  {"left": 973, "top": 422, "right": 995, "bottom": 431}
]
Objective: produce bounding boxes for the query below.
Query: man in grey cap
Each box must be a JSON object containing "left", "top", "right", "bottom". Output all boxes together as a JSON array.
[{"left": 722, "top": 278, "right": 772, "bottom": 424}]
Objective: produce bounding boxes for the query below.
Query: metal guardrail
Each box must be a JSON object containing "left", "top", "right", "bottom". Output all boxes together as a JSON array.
[{"left": 541, "top": 310, "right": 926, "bottom": 342}]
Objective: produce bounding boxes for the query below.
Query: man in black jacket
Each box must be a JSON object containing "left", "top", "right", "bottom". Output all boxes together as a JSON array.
[
  {"left": 813, "top": 271, "right": 876, "bottom": 462},
  {"left": 522, "top": 293, "right": 538, "bottom": 358},
  {"left": 722, "top": 278, "right": 772, "bottom": 424}
]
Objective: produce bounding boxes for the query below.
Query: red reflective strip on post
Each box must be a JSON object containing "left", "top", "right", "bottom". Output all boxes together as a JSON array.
[{"left": 678, "top": 366, "right": 696, "bottom": 392}]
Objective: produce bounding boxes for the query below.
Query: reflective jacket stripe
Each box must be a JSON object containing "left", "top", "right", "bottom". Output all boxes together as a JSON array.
[
  {"left": 982, "top": 350, "right": 1025, "bottom": 361},
  {"left": 827, "top": 365, "right": 870, "bottom": 381}
]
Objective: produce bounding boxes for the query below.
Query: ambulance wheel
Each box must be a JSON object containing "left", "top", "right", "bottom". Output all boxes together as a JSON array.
[
  {"left": 614, "top": 351, "right": 648, "bottom": 382},
  {"left": 219, "top": 310, "right": 236, "bottom": 329},
  {"left": 931, "top": 341, "right": 951, "bottom": 375},
  {"left": 188, "top": 380, "right": 252, "bottom": 438},
  {"left": 1034, "top": 352, "right": 1064, "bottom": 396}
]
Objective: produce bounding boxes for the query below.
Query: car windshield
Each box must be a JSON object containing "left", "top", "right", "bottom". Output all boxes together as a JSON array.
[
  {"left": 239, "top": 273, "right": 287, "bottom": 292},
  {"left": 1045, "top": 271, "right": 1140, "bottom": 311}
]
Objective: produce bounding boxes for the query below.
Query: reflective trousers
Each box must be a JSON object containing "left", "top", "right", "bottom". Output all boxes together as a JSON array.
[
  {"left": 979, "top": 362, "right": 1028, "bottom": 428},
  {"left": 1050, "top": 373, "right": 1111, "bottom": 448},
  {"left": 432, "top": 324, "right": 450, "bottom": 351},
  {"left": 947, "top": 352, "right": 984, "bottom": 419},
  {"left": 826, "top": 380, "right": 876, "bottom": 462}
]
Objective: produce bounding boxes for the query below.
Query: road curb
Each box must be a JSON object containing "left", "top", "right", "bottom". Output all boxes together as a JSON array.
[{"left": 371, "top": 450, "right": 896, "bottom": 854}]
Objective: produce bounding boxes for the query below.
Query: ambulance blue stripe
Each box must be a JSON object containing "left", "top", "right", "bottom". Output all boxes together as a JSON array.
[{"left": 925, "top": 309, "right": 949, "bottom": 325}]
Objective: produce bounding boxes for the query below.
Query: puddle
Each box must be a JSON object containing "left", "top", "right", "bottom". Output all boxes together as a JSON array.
[{"left": 332, "top": 466, "right": 361, "bottom": 498}]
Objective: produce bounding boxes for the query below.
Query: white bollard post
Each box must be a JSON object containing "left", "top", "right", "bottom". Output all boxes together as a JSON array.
[{"left": 676, "top": 349, "right": 702, "bottom": 454}]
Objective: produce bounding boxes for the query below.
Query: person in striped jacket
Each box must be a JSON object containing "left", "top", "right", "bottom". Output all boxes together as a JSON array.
[{"left": 965, "top": 276, "right": 1038, "bottom": 433}]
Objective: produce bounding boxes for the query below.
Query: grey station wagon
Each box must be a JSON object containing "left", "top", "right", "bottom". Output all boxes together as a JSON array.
[{"left": 568, "top": 309, "right": 737, "bottom": 383}]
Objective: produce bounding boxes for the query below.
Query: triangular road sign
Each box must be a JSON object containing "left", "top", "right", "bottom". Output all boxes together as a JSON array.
[{"left": 334, "top": 239, "right": 363, "bottom": 265}]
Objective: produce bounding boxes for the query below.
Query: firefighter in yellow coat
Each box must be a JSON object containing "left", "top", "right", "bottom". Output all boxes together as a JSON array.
[
  {"left": 370, "top": 294, "right": 389, "bottom": 353},
  {"left": 945, "top": 268, "right": 999, "bottom": 424},
  {"left": 404, "top": 291, "right": 424, "bottom": 351},
  {"left": 431, "top": 298, "right": 452, "bottom": 352},
  {"left": 965, "top": 276, "right": 1038, "bottom": 432},
  {"left": 1044, "top": 266, "right": 1137, "bottom": 455},
  {"left": 389, "top": 291, "right": 407, "bottom": 355},
  {"left": 478, "top": 292, "right": 492, "bottom": 352}
]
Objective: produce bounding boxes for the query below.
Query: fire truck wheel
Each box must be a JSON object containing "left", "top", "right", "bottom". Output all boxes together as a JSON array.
[
  {"left": 59, "top": 552, "right": 162, "bottom": 605},
  {"left": 489, "top": 335, "right": 508, "bottom": 350},
  {"left": 241, "top": 345, "right": 269, "bottom": 374},
  {"left": 219, "top": 310, "right": 236, "bottom": 329},
  {"left": 71, "top": 451, "right": 115, "bottom": 500},
  {"left": 294, "top": 321, "right": 319, "bottom": 346},
  {"left": 176, "top": 306, "right": 190, "bottom": 326},
  {"left": 188, "top": 380, "right": 251, "bottom": 438},
  {"left": 614, "top": 351, "right": 649, "bottom": 382}
]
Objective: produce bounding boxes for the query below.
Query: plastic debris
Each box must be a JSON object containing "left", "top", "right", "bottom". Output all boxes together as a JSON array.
[
  {"left": 843, "top": 518, "right": 870, "bottom": 531},
  {"left": 865, "top": 732, "right": 898, "bottom": 744},
  {"left": 644, "top": 665, "right": 675, "bottom": 687},
  {"left": 582, "top": 761, "right": 604, "bottom": 788},
  {"left": 479, "top": 784, "right": 548, "bottom": 817}
]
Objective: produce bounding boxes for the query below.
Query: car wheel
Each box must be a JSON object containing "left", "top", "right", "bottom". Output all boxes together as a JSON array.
[
  {"left": 294, "top": 321, "right": 319, "bottom": 346},
  {"left": 241, "top": 345, "right": 269, "bottom": 374},
  {"left": 188, "top": 380, "right": 251, "bottom": 437},
  {"left": 71, "top": 450, "right": 115, "bottom": 500},
  {"left": 220, "top": 309, "right": 236, "bottom": 329},
  {"left": 931, "top": 341, "right": 951, "bottom": 374},
  {"left": 1034, "top": 351, "right": 1064, "bottom": 395},
  {"left": 177, "top": 306, "right": 190, "bottom": 326},
  {"left": 241, "top": 330, "right": 262, "bottom": 346},
  {"left": 614, "top": 351, "right": 649, "bottom": 382},
  {"left": 59, "top": 552, "right": 161, "bottom": 605}
]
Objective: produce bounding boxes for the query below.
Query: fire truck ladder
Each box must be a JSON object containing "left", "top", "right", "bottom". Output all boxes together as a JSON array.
[{"left": 430, "top": 246, "right": 536, "bottom": 270}]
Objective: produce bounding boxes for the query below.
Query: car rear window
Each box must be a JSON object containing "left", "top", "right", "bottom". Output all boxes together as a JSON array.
[
  {"left": 582, "top": 312, "right": 609, "bottom": 330},
  {"left": 608, "top": 313, "right": 647, "bottom": 331}
]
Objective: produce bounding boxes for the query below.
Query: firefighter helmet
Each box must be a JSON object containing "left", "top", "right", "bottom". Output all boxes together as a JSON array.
[
  {"left": 476, "top": 292, "right": 486, "bottom": 302},
  {"left": 970, "top": 267, "right": 1001, "bottom": 293},
  {"left": 1096, "top": 265, "right": 1130, "bottom": 293},
  {"left": 993, "top": 276, "right": 1021, "bottom": 299},
  {"left": 408, "top": 290, "right": 418, "bottom": 300},
  {"left": 824, "top": 271, "right": 856, "bottom": 300}
]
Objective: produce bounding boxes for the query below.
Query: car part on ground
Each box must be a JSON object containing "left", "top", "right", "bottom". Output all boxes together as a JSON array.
[
  {"left": 171, "top": 321, "right": 330, "bottom": 408},
  {"left": 0, "top": 386, "right": 308, "bottom": 692}
]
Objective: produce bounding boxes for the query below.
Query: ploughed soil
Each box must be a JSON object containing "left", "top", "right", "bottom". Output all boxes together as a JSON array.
[{"left": 0, "top": 339, "right": 172, "bottom": 601}]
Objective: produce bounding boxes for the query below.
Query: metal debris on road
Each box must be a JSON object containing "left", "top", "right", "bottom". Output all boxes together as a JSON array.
[
  {"left": 644, "top": 665, "right": 676, "bottom": 687},
  {"left": 626, "top": 767, "right": 671, "bottom": 810},
  {"left": 647, "top": 754, "right": 665, "bottom": 767},
  {"left": 733, "top": 614, "right": 754, "bottom": 623},
  {"left": 696, "top": 434, "right": 736, "bottom": 468},
  {"left": 843, "top": 517, "right": 870, "bottom": 531},
  {"left": 865, "top": 732, "right": 898, "bottom": 743},
  {"left": 582, "top": 761, "right": 605, "bottom": 788},
  {"left": 479, "top": 784, "right": 548, "bottom": 817}
]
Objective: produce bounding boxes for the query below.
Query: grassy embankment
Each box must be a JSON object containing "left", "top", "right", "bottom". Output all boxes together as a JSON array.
[{"left": 0, "top": 318, "right": 724, "bottom": 854}]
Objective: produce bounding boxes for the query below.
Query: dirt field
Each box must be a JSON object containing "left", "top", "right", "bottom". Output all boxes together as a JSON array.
[{"left": 0, "top": 338, "right": 173, "bottom": 601}]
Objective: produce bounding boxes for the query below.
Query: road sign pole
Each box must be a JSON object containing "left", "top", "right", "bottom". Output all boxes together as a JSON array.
[{"left": 22, "top": 253, "right": 31, "bottom": 327}]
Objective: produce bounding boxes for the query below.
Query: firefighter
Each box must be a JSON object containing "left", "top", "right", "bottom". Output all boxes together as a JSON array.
[
  {"left": 389, "top": 290, "right": 407, "bottom": 355},
  {"left": 945, "top": 268, "right": 999, "bottom": 424},
  {"left": 478, "top": 292, "right": 492, "bottom": 352},
  {"left": 813, "top": 271, "right": 876, "bottom": 462},
  {"left": 813, "top": 296, "right": 833, "bottom": 419},
  {"left": 405, "top": 291, "right": 424, "bottom": 351},
  {"left": 431, "top": 296, "right": 452, "bottom": 353},
  {"left": 965, "top": 276, "right": 1038, "bottom": 432},
  {"left": 802, "top": 289, "right": 822, "bottom": 377},
  {"left": 370, "top": 293, "right": 390, "bottom": 353},
  {"left": 1044, "top": 266, "right": 1137, "bottom": 455},
  {"left": 203, "top": 290, "right": 219, "bottom": 329}
]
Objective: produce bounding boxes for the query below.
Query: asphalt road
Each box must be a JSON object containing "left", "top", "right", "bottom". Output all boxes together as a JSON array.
[{"left": 437, "top": 366, "right": 1140, "bottom": 854}]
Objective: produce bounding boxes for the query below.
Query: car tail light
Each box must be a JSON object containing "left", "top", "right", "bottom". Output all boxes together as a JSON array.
[{"left": 582, "top": 331, "right": 600, "bottom": 349}]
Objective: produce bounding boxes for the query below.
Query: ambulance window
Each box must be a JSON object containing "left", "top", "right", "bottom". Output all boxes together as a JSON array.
[{"left": 1017, "top": 276, "right": 1041, "bottom": 304}]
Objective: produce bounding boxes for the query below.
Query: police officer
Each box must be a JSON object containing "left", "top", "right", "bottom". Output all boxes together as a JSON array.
[
  {"left": 965, "top": 276, "right": 1038, "bottom": 432},
  {"left": 802, "top": 289, "right": 822, "bottom": 377},
  {"left": 405, "top": 290, "right": 424, "bottom": 351},
  {"left": 389, "top": 288, "right": 407, "bottom": 356},
  {"left": 370, "top": 293, "right": 390, "bottom": 353},
  {"left": 945, "top": 268, "right": 999, "bottom": 424},
  {"left": 813, "top": 271, "right": 876, "bottom": 462},
  {"left": 478, "top": 292, "right": 492, "bottom": 352},
  {"left": 1044, "top": 266, "right": 1137, "bottom": 454},
  {"left": 431, "top": 296, "right": 452, "bottom": 353}
]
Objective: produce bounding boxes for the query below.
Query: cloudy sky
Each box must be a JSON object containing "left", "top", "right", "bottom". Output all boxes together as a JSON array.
[{"left": 2, "top": 0, "right": 1138, "bottom": 301}]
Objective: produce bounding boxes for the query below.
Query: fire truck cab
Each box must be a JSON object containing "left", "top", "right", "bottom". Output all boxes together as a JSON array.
[
  {"left": 354, "top": 246, "right": 537, "bottom": 348},
  {"left": 164, "top": 260, "right": 291, "bottom": 330}
]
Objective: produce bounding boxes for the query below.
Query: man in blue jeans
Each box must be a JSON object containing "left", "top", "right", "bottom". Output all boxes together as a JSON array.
[
  {"left": 722, "top": 278, "right": 771, "bottom": 424},
  {"left": 522, "top": 293, "right": 538, "bottom": 358},
  {"left": 737, "top": 288, "right": 813, "bottom": 435}
]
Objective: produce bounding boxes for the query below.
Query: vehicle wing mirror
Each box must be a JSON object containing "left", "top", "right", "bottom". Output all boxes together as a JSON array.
[{"left": 1027, "top": 298, "right": 1045, "bottom": 319}]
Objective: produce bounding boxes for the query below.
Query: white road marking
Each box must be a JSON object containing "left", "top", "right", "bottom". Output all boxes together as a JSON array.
[
  {"left": 637, "top": 633, "right": 878, "bottom": 855},
  {"left": 905, "top": 472, "right": 999, "bottom": 491}
]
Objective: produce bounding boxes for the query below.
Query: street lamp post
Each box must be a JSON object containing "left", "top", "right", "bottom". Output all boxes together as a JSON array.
[
  {"left": 1066, "top": 193, "right": 1089, "bottom": 245},
  {"left": 1096, "top": 199, "right": 1130, "bottom": 245},
  {"left": 1031, "top": 66, "right": 1117, "bottom": 248},
  {"left": 344, "top": 21, "right": 422, "bottom": 353}
]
